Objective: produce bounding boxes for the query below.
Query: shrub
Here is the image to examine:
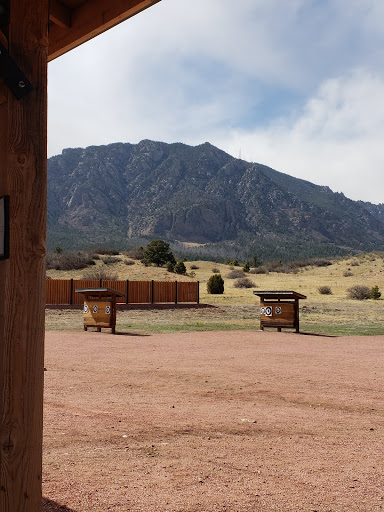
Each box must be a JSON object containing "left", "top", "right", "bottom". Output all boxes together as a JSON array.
[
  {"left": 318, "top": 285, "right": 332, "bottom": 295},
  {"left": 347, "top": 285, "right": 370, "bottom": 300},
  {"left": 46, "top": 251, "right": 89, "bottom": 271},
  {"left": 370, "top": 285, "right": 381, "bottom": 300},
  {"left": 174, "top": 260, "right": 187, "bottom": 275},
  {"left": 190, "top": 264, "right": 199, "bottom": 270},
  {"left": 94, "top": 247, "right": 120, "bottom": 255},
  {"left": 233, "top": 277, "right": 255, "bottom": 288},
  {"left": 207, "top": 274, "right": 224, "bottom": 294},
  {"left": 242, "top": 260, "right": 250, "bottom": 273},
  {"left": 212, "top": 267, "right": 220, "bottom": 273},
  {"left": 343, "top": 270, "right": 353, "bottom": 277},
  {"left": 166, "top": 261, "right": 175, "bottom": 272},
  {"left": 124, "top": 259, "right": 135, "bottom": 266},
  {"left": 101, "top": 256, "right": 121, "bottom": 265},
  {"left": 126, "top": 246, "right": 145, "bottom": 260},
  {"left": 350, "top": 260, "right": 360, "bottom": 267},
  {"left": 310, "top": 258, "right": 332, "bottom": 267},
  {"left": 250, "top": 266, "right": 269, "bottom": 274},
  {"left": 225, "top": 270, "right": 245, "bottom": 279},
  {"left": 82, "top": 269, "right": 118, "bottom": 281}
]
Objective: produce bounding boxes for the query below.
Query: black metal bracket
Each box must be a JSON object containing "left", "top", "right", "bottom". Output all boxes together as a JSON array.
[
  {"left": 0, "top": 1, "right": 9, "bottom": 29},
  {"left": 0, "top": 41, "right": 33, "bottom": 99},
  {"left": 0, "top": 195, "right": 10, "bottom": 261}
]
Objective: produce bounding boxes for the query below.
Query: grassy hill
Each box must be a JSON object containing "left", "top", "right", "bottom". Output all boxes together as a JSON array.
[{"left": 46, "top": 251, "right": 384, "bottom": 336}]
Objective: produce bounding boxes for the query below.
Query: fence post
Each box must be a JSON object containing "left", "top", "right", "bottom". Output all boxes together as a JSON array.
[
  {"left": 70, "top": 278, "right": 73, "bottom": 305},
  {"left": 100, "top": 278, "right": 102, "bottom": 287},
  {"left": 175, "top": 281, "right": 178, "bottom": 304},
  {"left": 151, "top": 280, "right": 154, "bottom": 304},
  {"left": 126, "top": 280, "right": 129, "bottom": 305},
  {"left": 197, "top": 281, "right": 199, "bottom": 304}
]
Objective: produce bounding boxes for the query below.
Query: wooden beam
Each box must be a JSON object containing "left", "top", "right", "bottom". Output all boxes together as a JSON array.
[
  {"left": 48, "top": 0, "right": 161, "bottom": 61},
  {"left": 49, "top": 0, "right": 72, "bottom": 29},
  {"left": 0, "top": 0, "right": 48, "bottom": 510}
]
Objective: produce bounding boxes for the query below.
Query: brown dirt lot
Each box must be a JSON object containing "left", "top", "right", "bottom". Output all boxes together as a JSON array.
[{"left": 43, "top": 330, "right": 384, "bottom": 512}]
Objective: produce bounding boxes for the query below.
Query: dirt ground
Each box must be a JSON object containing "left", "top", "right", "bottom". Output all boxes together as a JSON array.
[{"left": 42, "top": 329, "right": 384, "bottom": 512}]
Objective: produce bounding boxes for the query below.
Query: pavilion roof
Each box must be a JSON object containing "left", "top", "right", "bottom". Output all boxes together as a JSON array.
[{"left": 48, "top": 0, "right": 161, "bottom": 61}]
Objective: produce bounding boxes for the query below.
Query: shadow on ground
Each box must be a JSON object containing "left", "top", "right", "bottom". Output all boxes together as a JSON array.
[
  {"left": 42, "top": 497, "right": 77, "bottom": 511},
  {"left": 299, "top": 331, "right": 338, "bottom": 338}
]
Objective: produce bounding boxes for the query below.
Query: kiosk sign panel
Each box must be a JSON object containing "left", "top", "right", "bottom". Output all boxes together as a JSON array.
[{"left": 260, "top": 301, "right": 296, "bottom": 327}]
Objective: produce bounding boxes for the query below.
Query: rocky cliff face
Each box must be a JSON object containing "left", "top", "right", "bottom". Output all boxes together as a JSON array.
[{"left": 47, "top": 140, "right": 384, "bottom": 253}]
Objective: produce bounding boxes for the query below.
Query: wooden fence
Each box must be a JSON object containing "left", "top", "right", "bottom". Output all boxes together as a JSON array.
[{"left": 46, "top": 279, "right": 199, "bottom": 305}]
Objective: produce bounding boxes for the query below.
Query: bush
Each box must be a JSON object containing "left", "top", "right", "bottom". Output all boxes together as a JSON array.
[
  {"left": 318, "top": 285, "right": 332, "bottom": 295},
  {"left": 126, "top": 246, "right": 145, "bottom": 260},
  {"left": 93, "top": 247, "right": 120, "bottom": 255},
  {"left": 233, "top": 277, "right": 255, "bottom": 288},
  {"left": 101, "top": 256, "right": 121, "bottom": 265},
  {"left": 225, "top": 270, "right": 245, "bottom": 279},
  {"left": 124, "top": 259, "right": 135, "bottom": 266},
  {"left": 174, "top": 260, "right": 187, "bottom": 275},
  {"left": 370, "top": 285, "right": 381, "bottom": 300},
  {"left": 242, "top": 261, "right": 250, "bottom": 273},
  {"left": 212, "top": 267, "right": 220, "bottom": 273},
  {"left": 207, "top": 274, "right": 224, "bottom": 294},
  {"left": 166, "top": 261, "right": 175, "bottom": 272},
  {"left": 347, "top": 285, "right": 371, "bottom": 300},
  {"left": 46, "top": 251, "right": 90, "bottom": 271},
  {"left": 343, "top": 270, "right": 353, "bottom": 277},
  {"left": 190, "top": 264, "right": 199, "bottom": 270},
  {"left": 310, "top": 258, "right": 332, "bottom": 267},
  {"left": 250, "top": 266, "right": 269, "bottom": 274},
  {"left": 82, "top": 269, "right": 118, "bottom": 281}
]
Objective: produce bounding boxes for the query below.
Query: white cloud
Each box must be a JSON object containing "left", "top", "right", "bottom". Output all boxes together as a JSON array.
[{"left": 219, "top": 71, "right": 384, "bottom": 203}]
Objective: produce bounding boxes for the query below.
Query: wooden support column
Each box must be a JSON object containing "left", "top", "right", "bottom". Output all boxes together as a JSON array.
[{"left": 0, "top": 0, "right": 49, "bottom": 510}]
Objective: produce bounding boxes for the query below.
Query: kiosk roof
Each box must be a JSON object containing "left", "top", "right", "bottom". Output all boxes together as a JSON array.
[{"left": 48, "top": 0, "right": 161, "bottom": 61}]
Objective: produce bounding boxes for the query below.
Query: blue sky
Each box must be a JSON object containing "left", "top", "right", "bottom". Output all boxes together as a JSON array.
[{"left": 48, "top": 0, "right": 384, "bottom": 204}]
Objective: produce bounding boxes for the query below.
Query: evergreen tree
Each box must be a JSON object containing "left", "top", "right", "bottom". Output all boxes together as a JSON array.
[{"left": 144, "top": 239, "right": 175, "bottom": 266}]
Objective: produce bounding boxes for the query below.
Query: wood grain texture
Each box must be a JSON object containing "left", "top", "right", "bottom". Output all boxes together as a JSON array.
[
  {"left": 48, "top": 0, "right": 161, "bottom": 61},
  {"left": 0, "top": 0, "right": 48, "bottom": 510}
]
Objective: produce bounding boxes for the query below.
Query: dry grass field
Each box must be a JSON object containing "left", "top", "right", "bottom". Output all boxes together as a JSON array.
[{"left": 46, "top": 252, "right": 384, "bottom": 335}]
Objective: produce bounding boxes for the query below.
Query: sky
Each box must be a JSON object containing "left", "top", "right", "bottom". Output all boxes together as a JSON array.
[{"left": 48, "top": 0, "right": 384, "bottom": 204}]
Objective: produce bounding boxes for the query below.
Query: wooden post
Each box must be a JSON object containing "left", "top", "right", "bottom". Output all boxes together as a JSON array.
[{"left": 0, "top": 0, "right": 48, "bottom": 510}]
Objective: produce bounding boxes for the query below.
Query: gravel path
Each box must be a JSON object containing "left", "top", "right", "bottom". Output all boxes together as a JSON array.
[{"left": 43, "top": 329, "right": 384, "bottom": 512}]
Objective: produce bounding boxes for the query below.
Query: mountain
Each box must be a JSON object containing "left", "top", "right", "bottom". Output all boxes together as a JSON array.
[{"left": 47, "top": 140, "right": 384, "bottom": 261}]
